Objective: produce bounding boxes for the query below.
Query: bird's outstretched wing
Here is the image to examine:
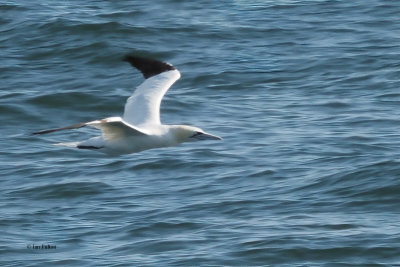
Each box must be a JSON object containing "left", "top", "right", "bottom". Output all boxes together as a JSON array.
[
  {"left": 33, "top": 117, "right": 148, "bottom": 141},
  {"left": 123, "top": 55, "right": 181, "bottom": 127}
]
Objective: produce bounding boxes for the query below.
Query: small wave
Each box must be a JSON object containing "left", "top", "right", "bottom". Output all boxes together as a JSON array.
[
  {"left": 11, "top": 182, "right": 113, "bottom": 199},
  {"left": 298, "top": 160, "right": 400, "bottom": 209},
  {"left": 28, "top": 92, "right": 99, "bottom": 108},
  {"left": 0, "top": 3, "right": 28, "bottom": 11},
  {"left": 125, "top": 221, "right": 202, "bottom": 238}
]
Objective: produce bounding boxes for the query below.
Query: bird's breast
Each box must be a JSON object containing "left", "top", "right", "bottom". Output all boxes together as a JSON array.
[{"left": 103, "top": 134, "right": 177, "bottom": 155}]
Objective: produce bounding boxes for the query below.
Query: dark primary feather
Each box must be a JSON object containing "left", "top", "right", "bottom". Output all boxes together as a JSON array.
[
  {"left": 32, "top": 122, "right": 86, "bottom": 135},
  {"left": 123, "top": 55, "right": 175, "bottom": 79}
]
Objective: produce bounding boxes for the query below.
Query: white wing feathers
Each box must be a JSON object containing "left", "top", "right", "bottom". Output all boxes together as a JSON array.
[
  {"left": 123, "top": 69, "right": 180, "bottom": 127},
  {"left": 33, "top": 117, "right": 147, "bottom": 141},
  {"left": 86, "top": 117, "right": 147, "bottom": 140},
  {"left": 33, "top": 55, "right": 181, "bottom": 141}
]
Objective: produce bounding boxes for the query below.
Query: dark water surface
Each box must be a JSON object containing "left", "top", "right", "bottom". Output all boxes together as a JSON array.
[{"left": 1, "top": 0, "right": 400, "bottom": 266}]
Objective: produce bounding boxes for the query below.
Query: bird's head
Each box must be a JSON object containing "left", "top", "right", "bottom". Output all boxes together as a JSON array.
[{"left": 171, "top": 125, "right": 222, "bottom": 144}]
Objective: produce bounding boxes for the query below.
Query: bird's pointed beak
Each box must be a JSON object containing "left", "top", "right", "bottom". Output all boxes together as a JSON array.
[{"left": 196, "top": 132, "right": 222, "bottom": 141}]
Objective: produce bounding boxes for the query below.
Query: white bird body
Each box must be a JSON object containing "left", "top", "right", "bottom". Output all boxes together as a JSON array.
[
  {"left": 75, "top": 119, "right": 189, "bottom": 155},
  {"left": 34, "top": 55, "right": 221, "bottom": 155}
]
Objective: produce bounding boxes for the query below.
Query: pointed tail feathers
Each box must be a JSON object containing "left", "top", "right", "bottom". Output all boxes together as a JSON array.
[{"left": 53, "top": 142, "right": 80, "bottom": 148}]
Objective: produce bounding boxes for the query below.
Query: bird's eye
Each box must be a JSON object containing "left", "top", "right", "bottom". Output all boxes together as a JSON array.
[{"left": 191, "top": 131, "right": 203, "bottom": 138}]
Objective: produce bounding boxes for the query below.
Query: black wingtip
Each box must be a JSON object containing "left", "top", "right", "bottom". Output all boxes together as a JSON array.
[{"left": 123, "top": 55, "right": 175, "bottom": 79}]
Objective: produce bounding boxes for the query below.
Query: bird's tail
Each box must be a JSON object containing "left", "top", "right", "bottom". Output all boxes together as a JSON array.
[{"left": 53, "top": 142, "right": 80, "bottom": 148}]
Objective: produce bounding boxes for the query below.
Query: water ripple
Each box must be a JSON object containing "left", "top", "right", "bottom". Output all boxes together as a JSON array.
[{"left": 2, "top": 0, "right": 400, "bottom": 266}]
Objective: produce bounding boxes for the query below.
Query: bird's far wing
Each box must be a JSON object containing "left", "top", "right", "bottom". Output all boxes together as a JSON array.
[
  {"left": 33, "top": 122, "right": 87, "bottom": 135},
  {"left": 86, "top": 117, "right": 148, "bottom": 141},
  {"left": 123, "top": 55, "right": 181, "bottom": 127},
  {"left": 33, "top": 117, "right": 148, "bottom": 141}
]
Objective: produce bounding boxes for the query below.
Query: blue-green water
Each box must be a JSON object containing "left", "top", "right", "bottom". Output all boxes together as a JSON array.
[{"left": 2, "top": 1, "right": 400, "bottom": 266}]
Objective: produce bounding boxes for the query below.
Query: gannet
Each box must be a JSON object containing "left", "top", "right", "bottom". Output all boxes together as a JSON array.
[{"left": 33, "top": 55, "right": 222, "bottom": 155}]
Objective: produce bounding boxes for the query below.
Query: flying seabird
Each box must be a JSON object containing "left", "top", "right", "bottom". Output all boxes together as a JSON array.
[{"left": 33, "top": 55, "right": 222, "bottom": 155}]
